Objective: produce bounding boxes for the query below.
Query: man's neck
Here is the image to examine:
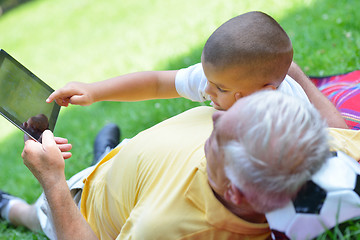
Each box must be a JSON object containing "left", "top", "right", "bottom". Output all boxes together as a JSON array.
[{"left": 212, "top": 190, "right": 267, "bottom": 224}]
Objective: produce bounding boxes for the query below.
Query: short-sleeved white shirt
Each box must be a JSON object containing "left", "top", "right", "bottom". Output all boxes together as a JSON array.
[{"left": 175, "top": 63, "right": 310, "bottom": 103}]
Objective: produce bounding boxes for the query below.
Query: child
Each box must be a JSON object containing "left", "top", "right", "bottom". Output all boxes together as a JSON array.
[{"left": 47, "top": 11, "right": 347, "bottom": 128}]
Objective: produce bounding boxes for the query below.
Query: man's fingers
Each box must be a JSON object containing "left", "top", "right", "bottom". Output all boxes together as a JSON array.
[
  {"left": 54, "top": 137, "right": 69, "bottom": 144},
  {"left": 62, "top": 152, "right": 72, "bottom": 160},
  {"left": 58, "top": 143, "right": 72, "bottom": 152},
  {"left": 21, "top": 139, "right": 42, "bottom": 167},
  {"left": 41, "top": 130, "right": 57, "bottom": 148},
  {"left": 22, "top": 139, "right": 38, "bottom": 157},
  {"left": 54, "top": 137, "right": 72, "bottom": 152}
]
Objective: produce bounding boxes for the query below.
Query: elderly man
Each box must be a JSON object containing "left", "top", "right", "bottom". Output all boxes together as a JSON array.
[{"left": 0, "top": 91, "right": 337, "bottom": 239}]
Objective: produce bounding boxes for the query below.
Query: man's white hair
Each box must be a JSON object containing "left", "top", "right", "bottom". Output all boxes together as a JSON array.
[{"left": 223, "top": 91, "right": 330, "bottom": 213}]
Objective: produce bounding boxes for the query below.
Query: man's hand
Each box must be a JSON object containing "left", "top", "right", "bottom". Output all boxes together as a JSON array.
[
  {"left": 22, "top": 131, "right": 98, "bottom": 240},
  {"left": 21, "top": 130, "right": 71, "bottom": 189},
  {"left": 47, "top": 82, "right": 94, "bottom": 107}
]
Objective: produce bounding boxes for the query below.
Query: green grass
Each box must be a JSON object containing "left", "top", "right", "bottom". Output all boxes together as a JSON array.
[{"left": 0, "top": 0, "right": 359, "bottom": 239}]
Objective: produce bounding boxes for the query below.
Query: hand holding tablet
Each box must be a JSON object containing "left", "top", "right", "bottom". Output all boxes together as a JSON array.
[{"left": 0, "top": 49, "right": 60, "bottom": 142}]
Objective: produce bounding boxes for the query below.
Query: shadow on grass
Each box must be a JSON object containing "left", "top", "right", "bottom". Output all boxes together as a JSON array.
[
  {"left": 0, "top": 0, "right": 33, "bottom": 16},
  {"left": 0, "top": 0, "right": 359, "bottom": 238}
]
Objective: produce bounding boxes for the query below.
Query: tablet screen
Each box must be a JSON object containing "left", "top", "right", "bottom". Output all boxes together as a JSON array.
[{"left": 0, "top": 49, "right": 60, "bottom": 141}]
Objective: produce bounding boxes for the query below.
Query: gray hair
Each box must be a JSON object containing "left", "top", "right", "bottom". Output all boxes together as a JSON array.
[{"left": 223, "top": 91, "right": 330, "bottom": 213}]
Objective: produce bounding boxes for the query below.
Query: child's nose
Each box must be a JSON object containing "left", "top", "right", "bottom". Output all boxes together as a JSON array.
[{"left": 205, "top": 82, "right": 216, "bottom": 96}]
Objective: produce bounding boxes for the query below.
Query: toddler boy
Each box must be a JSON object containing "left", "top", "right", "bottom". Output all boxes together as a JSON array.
[
  {"left": 47, "top": 11, "right": 347, "bottom": 128},
  {"left": 47, "top": 11, "right": 306, "bottom": 110}
]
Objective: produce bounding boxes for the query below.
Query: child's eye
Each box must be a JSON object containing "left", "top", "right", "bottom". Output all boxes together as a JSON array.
[{"left": 217, "top": 86, "right": 227, "bottom": 93}]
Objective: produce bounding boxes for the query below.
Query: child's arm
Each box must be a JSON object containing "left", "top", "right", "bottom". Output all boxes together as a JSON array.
[
  {"left": 47, "top": 70, "right": 179, "bottom": 106},
  {"left": 288, "top": 62, "right": 348, "bottom": 129}
]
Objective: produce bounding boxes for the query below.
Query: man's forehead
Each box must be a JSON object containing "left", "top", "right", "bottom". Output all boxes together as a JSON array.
[
  {"left": 214, "top": 111, "right": 239, "bottom": 140},
  {"left": 226, "top": 97, "right": 247, "bottom": 116}
]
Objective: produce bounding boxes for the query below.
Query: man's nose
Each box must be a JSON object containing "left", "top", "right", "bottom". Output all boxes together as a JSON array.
[{"left": 212, "top": 110, "right": 223, "bottom": 124}]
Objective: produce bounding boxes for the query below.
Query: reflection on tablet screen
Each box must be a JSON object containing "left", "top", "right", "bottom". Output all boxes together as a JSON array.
[{"left": 22, "top": 114, "right": 49, "bottom": 142}]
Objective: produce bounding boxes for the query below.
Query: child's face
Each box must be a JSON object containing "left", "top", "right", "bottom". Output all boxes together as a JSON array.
[{"left": 203, "top": 62, "right": 264, "bottom": 111}]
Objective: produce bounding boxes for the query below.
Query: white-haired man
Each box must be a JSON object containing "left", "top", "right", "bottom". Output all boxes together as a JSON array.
[{"left": 0, "top": 91, "right": 356, "bottom": 239}]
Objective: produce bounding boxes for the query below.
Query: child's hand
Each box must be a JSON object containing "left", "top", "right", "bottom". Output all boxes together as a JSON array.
[{"left": 46, "top": 82, "right": 94, "bottom": 107}]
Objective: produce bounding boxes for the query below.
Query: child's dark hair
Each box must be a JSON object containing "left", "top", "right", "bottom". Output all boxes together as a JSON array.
[{"left": 202, "top": 11, "right": 293, "bottom": 84}]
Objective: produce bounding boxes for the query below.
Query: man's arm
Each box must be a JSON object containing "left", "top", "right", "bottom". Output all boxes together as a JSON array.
[
  {"left": 47, "top": 70, "right": 179, "bottom": 107},
  {"left": 288, "top": 61, "right": 348, "bottom": 129},
  {"left": 22, "top": 131, "right": 98, "bottom": 240}
]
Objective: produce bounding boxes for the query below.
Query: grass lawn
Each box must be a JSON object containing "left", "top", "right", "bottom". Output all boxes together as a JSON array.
[{"left": 0, "top": 0, "right": 359, "bottom": 238}]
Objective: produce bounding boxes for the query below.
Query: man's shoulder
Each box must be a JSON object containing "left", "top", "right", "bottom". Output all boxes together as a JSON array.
[
  {"left": 127, "top": 106, "right": 215, "bottom": 153},
  {"left": 150, "top": 106, "right": 215, "bottom": 129},
  {"left": 174, "top": 106, "right": 215, "bottom": 120}
]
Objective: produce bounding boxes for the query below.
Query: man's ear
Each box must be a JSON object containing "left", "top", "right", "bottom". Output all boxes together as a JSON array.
[{"left": 224, "top": 183, "right": 246, "bottom": 206}]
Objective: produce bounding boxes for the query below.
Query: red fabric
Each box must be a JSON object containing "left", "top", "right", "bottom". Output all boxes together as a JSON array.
[{"left": 310, "top": 70, "right": 360, "bottom": 130}]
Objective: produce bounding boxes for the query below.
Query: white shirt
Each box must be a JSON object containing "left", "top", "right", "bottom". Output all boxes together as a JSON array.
[{"left": 175, "top": 63, "right": 310, "bottom": 103}]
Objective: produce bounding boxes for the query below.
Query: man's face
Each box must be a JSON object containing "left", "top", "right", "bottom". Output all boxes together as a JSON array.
[
  {"left": 205, "top": 104, "right": 240, "bottom": 196},
  {"left": 202, "top": 61, "right": 263, "bottom": 111}
]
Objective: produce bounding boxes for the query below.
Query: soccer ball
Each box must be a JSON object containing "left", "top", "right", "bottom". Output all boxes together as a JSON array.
[{"left": 265, "top": 151, "right": 360, "bottom": 240}]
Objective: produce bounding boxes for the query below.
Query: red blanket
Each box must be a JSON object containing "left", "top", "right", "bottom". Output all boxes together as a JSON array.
[{"left": 310, "top": 70, "right": 360, "bottom": 130}]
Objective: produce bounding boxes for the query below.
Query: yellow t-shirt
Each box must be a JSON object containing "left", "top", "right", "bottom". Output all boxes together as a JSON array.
[
  {"left": 81, "top": 106, "right": 270, "bottom": 240},
  {"left": 328, "top": 128, "right": 360, "bottom": 161}
]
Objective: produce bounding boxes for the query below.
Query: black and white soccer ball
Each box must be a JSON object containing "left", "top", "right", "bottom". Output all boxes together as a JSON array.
[{"left": 265, "top": 151, "right": 360, "bottom": 240}]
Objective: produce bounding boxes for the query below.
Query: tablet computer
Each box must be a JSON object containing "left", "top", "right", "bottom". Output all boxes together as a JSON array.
[{"left": 0, "top": 49, "right": 60, "bottom": 142}]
